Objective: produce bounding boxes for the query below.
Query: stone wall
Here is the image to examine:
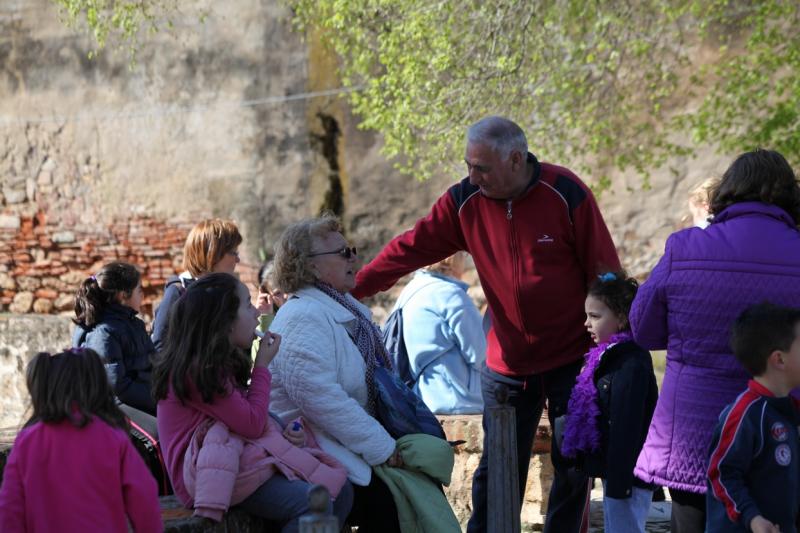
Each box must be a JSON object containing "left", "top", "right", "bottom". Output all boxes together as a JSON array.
[
  {"left": 0, "top": 313, "right": 73, "bottom": 428},
  {"left": 0, "top": 0, "right": 451, "bottom": 320}
]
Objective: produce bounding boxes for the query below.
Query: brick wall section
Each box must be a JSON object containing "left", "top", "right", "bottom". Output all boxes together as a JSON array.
[
  {"left": 0, "top": 210, "right": 192, "bottom": 319},
  {"left": 0, "top": 211, "right": 259, "bottom": 320}
]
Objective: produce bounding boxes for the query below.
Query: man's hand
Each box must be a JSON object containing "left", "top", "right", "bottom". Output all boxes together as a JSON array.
[{"left": 750, "top": 515, "right": 781, "bottom": 533}]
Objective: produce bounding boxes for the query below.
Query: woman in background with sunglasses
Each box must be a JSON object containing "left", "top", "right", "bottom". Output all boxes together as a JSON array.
[{"left": 266, "top": 215, "right": 402, "bottom": 532}]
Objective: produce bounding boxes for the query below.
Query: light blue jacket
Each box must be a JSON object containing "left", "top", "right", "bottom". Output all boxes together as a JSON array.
[{"left": 393, "top": 271, "right": 486, "bottom": 414}]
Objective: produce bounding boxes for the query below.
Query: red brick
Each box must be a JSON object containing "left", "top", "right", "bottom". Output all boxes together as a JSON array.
[
  {"left": 12, "top": 252, "right": 32, "bottom": 263},
  {"left": 35, "top": 289, "right": 58, "bottom": 299}
]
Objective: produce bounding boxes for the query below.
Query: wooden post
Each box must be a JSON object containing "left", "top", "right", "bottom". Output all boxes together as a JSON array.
[
  {"left": 298, "top": 485, "right": 339, "bottom": 533},
  {"left": 487, "top": 383, "right": 521, "bottom": 533}
]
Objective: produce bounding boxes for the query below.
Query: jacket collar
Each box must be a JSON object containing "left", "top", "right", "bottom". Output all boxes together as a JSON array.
[
  {"left": 748, "top": 379, "right": 775, "bottom": 397},
  {"left": 414, "top": 270, "right": 469, "bottom": 292},
  {"left": 293, "top": 286, "right": 373, "bottom": 328},
  {"left": 712, "top": 201, "right": 797, "bottom": 228},
  {"left": 103, "top": 302, "right": 137, "bottom": 321}
]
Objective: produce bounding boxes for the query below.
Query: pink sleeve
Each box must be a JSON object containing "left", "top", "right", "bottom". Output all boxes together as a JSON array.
[
  {"left": 121, "top": 437, "right": 163, "bottom": 532},
  {"left": 0, "top": 444, "right": 26, "bottom": 531},
  {"left": 190, "top": 367, "right": 272, "bottom": 439}
]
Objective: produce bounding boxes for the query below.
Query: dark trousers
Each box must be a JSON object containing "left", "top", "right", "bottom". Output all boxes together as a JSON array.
[
  {"left": 467, "top": 359, "right": 589, "bottom": 533},
  {"left": 349, "top": 473, "right": 401, "bottom": 533},
  {"left": 669, "top": 487, "right": 706, "bottom": 533}
]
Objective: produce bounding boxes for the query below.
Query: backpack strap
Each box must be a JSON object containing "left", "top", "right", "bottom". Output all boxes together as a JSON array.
[{"left": 386, "top": 277, "right": 447, "bottom": 386}]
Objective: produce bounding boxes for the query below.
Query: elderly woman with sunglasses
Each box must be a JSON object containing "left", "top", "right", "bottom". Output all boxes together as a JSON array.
[{"left": 267, "top": 215, "right": 401, "bottom": 533}]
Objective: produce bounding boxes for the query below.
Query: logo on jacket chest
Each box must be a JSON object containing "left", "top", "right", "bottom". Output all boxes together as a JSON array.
[
  {"left": 771, "top": 421, "right": 789, "bottom": 442},
  {"left": 537, "top": 234, "right": 555, "bottom": 243},
  {"left": 775, "top": 443, "right": 792, "bottom": 466}
]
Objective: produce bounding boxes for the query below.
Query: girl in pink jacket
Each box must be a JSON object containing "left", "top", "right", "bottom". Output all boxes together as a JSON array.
[
  {"left": 152, "top": 273, "right": 352, "bottom": 532},
  {"left": 0, "top": 348, "right": 162, "bottom": 532}
]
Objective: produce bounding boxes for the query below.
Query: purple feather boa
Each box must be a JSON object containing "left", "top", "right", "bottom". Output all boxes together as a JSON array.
[{"left": 561, "top": 332, "right": 632, "bottom": 458}]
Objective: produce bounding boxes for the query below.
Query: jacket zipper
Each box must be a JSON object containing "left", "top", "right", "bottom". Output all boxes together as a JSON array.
[{"left": 507, "top": 200, "right": 525, "bottom": 334}]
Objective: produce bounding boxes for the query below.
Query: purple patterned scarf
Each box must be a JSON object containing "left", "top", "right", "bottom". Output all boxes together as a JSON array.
[
  {"left": 561, "top": 331, "right": 632, "bottom": 458},
  {"left": 314, "top": 282, "right": 393, "bottom": 415}
]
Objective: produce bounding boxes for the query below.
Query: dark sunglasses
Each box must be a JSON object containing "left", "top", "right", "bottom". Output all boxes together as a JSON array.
[{"left": 308, "top": 246, "right": 358, "bottom": 259}]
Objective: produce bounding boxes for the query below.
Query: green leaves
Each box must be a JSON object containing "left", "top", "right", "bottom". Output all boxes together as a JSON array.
[
  {"left": 50, "top": 0, "right": 201, "bottom": 64},
  {"left": 285, "top": 0, "right": 800, "bottom": 190},
  {"left": 50, "top": 1, "right": 800, "bottom": 190}
]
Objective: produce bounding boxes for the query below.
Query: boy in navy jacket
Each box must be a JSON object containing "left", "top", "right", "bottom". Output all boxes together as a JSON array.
[{"left": 706, "top": 303, "right": 800, "bottom": 533}]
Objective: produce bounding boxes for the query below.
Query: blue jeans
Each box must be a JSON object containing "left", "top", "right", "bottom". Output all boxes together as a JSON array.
[
  {"left": 467, "top": 359, "right": 590, "bottom": 533},
  {"left": 237, "top": 475, "right": 354, "bottom": 533},
  {"left": 602, "top": 480, "right": 652, "bottom": 533}
]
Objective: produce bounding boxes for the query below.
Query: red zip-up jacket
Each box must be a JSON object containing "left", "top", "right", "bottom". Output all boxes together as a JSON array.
[{"left": 352, "top": 153, "right": 620, "bottom": 376}]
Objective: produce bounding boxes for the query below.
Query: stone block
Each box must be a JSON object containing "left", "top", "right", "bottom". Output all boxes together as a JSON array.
[
  {"left": 16, "top": 276, "right": 41, "bottom": 291},
  {"left": 32, "top": 298, "right": 53, "bottom": 314},
  {"left": 9, "top": 292, "right": 33, "bottom": 313},
  {"left": 34, "top": 289, "right": 58, "bottom": 300},
  {"left": 60, "top": 271, "right": 87, "bottom": 285},
  {"left": 0, "top": 273, "right": 14, "bottom": 290},
  {"left": 54, "top": 294, "right": 74, "bottom": 311},
  {"left": 0, "top": 215, "right": 20, "bottom": 230},
  {"left": 2, "top": 188, "right": 26, "bottom": 204},
  {"left": 52, "top": 231, "right": 76, "bottom": 244}
]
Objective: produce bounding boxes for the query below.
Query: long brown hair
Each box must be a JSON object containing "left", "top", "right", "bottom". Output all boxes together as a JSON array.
[
  {"left": 151, "top": 273, "right": 252, "bottom": 404},
  {"left": 24, "top": 348, "right": 128, "bottom": 431}
]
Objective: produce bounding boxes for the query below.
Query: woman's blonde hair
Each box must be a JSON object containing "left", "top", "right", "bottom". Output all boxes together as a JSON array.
[
  {"left": 688, "top": 177, "right": 719, "bottom": 208},
  {"left": 182, "top": 219, "right": 243, "bottom": 277},
  {"left": 273, "top": 215, "right": 342, "bottom": 293},
  {"left": 425, "top": 251, "right": 467, "bottom": 277}
]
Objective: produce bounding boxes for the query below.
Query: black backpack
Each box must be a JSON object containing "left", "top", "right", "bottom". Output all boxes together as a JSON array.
[{"left": 129, "top": 419, "right": 172, "bottom": 496}]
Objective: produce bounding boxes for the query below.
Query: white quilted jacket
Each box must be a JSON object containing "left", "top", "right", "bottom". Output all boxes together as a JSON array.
[{"left": 268, "top": 286, "right": 396, "bottom": 486}]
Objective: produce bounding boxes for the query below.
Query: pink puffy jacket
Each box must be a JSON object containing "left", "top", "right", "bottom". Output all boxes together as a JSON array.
[{"left": 183, "top": 416, "right": 348, "bottom": 521}]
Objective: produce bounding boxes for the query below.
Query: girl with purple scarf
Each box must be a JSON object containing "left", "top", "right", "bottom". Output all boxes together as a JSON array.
[{"left": 561, "top": 272, "right": 658, "bottom": 533}]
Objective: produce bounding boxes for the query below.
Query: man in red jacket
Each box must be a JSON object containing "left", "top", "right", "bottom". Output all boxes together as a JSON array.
[{"left": 352, "top": 116, "right": 620, "bottom": 532}]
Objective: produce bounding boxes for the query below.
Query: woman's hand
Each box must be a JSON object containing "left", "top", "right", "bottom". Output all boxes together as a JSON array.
[
  {"left": 254, "top": 332, "right": 281, "bottom": 368},
  {"left": 385, "top": 449, "right": 403, "bottom": 468},
  {"left": 283, "top": 420, "right": 306, "bottom": 447}
]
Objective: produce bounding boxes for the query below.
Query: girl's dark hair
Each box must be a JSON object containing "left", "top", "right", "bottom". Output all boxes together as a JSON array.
[
  {"left": 24, "top": 348, "right": 128, "bottom": 431},
  {"left": 709, "top": 149, "right": 800, "bottom": 224},
  {"left": 152, "top": 272, "right": 251, "bottom": 404},
  {"left": 73, "top": 262, "right": 141, "bottom": 327},
  {"left": 588, "top": 271, "right": 639, "bottom": 330}
]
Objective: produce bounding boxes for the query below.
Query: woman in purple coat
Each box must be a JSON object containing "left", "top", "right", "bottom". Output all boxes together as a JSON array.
[{"left": 630, "top": 149, "right": 800, "bottom": 533}]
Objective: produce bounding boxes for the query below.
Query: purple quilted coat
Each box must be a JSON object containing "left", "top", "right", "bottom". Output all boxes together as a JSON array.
[{"left": 631, "top": 201, "right": 800, "bottom": 493}]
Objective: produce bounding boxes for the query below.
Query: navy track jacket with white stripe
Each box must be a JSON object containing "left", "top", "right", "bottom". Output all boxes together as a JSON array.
[{"left": 706, "top": 380, "right": 800, "bottom": 532}]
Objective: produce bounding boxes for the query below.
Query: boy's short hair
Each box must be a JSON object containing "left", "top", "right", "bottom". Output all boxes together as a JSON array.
[{"left": 731, "top": 303, "right": 800, "bottom": 376}]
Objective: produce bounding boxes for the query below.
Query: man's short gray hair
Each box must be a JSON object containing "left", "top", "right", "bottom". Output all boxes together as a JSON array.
[{"left": 466, "top": 116, "right": 528, "bottom": 160}]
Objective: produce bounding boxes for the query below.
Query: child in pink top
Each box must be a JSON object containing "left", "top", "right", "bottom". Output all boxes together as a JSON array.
[
  {"left": 152, "top": 273, "right": 352, "bottom": 532},
  {"left": 0, "top": 348, "right": 162, "bottom": 532}
]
